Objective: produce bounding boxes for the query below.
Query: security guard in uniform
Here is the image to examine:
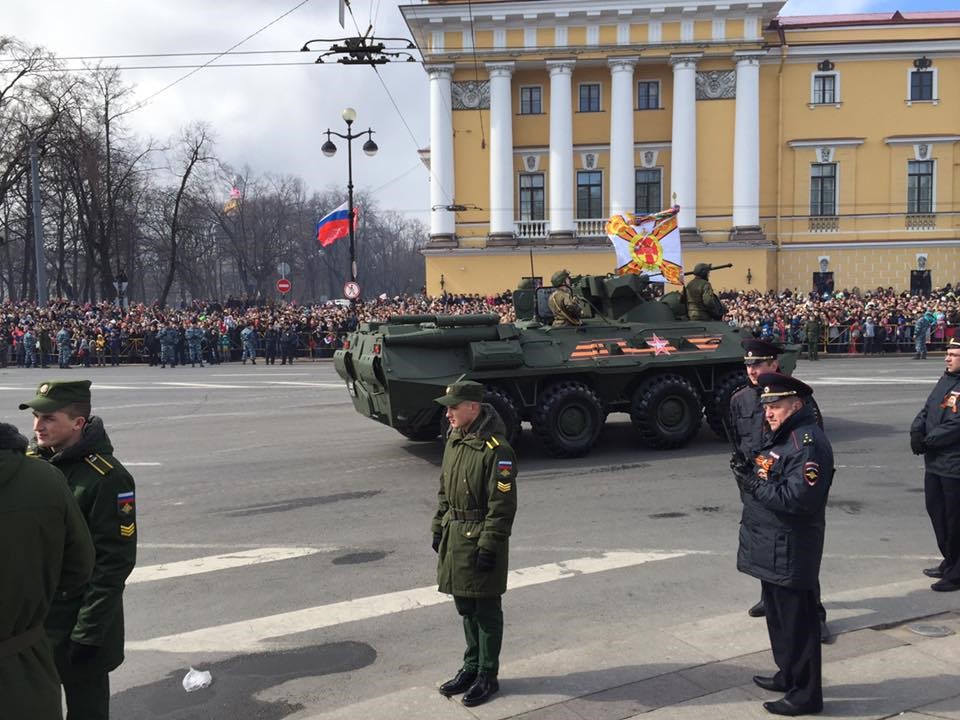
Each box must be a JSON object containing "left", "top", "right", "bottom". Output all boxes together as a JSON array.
[
  {"left": 547, "top": 269, "right": 582, "bottom": 327},
  {"left": 736, "top": 373, "right": 833, "bottom": 716},
  {"left": 729, "top": 340, "right": 829, "bottom": 641},
  {"left": 432, "top": 381, "right": 517, "bottom": 707},
  {"left": 684, "top": 263, "right": 724, "bottom": 321},
  {"left": 21, "top": 380, "right": 137, "bottom": 720},
  {"left": 0, "top": 422, "right": 94, "bottom": 720},
  {"left": 911, "top": 336, "right": 960, "bottom": 591}
]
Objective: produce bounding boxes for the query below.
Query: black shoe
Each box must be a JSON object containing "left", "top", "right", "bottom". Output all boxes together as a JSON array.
[
  {"left": 931, "top": 578, "right": 960, "bottom": 592},
  {"left": 461, "top": 674, "right": 499, "bottom": 707},
  {"left": 763, "top": 697, "right": 822, "bottom": 716},
  {"left": 748, "top": 600, "right": 766, "bottom": 618},
  {"left": 819, "top": 620, "right": 832, "bottom": 644},
  {"left": 923, "top": 567, "right": 945, "bottom": 579},
  {"left": 438, "top": 669, "right": 476, "bottom": 697},
  {"left": 753, "top": 675, "right": 787, "bottom": 692}
]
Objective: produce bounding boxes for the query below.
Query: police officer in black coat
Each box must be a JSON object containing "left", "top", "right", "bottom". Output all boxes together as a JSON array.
[
  {"left": 911, "top": 336, "right": 960, "bottom": 591},
  {"left": 736, "top": 373, "right": 834, "bottom": 716},
  {"left": 730, "top": 341, "right": 829, "bottom": 641}
]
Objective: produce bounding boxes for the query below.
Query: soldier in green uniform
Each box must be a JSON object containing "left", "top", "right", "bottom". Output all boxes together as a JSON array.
[
  {"left": 0, "top": 421, "right": 94, "bottom": 720},
  {"left": 20, "top": 380, "right": 137, "bottom": 720},
  {"left": 432, "top": 381, "right": 517, "bottom": 707},
  {"left": 684, "top": 263, "right": 724, "bottom": 321},
  {"left": 804, "top": 313, "right": 822, "bottom": 361},
  {"left": 547, "top": 269, "right": 582, "bottom": 327}
]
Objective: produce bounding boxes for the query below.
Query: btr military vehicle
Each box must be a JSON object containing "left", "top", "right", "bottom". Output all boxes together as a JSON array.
[{"left": 333, "top": 272, "right": 799, "bottom": 458}]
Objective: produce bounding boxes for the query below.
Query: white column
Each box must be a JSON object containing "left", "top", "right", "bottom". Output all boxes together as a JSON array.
[
  {"left": 547, "top": 59, "right": 576, "bottom": 239},
  {"left": 608, "top": 56, "right": 639, "bottom": 217},
  {"left": 732, "top": 52, "right": 764, "bottom": 231},
  {"left": 427, "top": 65, "right": 455, "bottom": 240},
  {"left": 486, "top": 62, "right": 515, "bottom": 240},
  {"left": 669, "top": 54, "right": 701, "bottom": 232}
]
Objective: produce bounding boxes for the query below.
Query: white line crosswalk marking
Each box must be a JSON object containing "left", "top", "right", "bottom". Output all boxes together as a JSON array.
[
  {"left": 126, "top": 550, "right": 687, "bottom": 653},
  {"left": 128, "top": 547, "right": 327, "bottom": 584}
]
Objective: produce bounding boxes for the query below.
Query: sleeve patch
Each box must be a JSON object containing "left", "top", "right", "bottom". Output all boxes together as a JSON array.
[
  {"left": 803, "top": 462, "right": 820, "bottom": 486},
  {"left": 497, "top": 460, "right": 514, "bottom": 478},
  {"left": 496, "top": 481, "right": 512, "bottom": 493},
  {"left": 118, "top": 491, "right": 135, "bottom": 516},
  {"left": 119, "top": 522, "right": 136, "bottom": 538}
]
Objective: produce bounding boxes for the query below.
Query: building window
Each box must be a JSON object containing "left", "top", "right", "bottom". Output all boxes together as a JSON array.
[
  {"left": 579, "top": 83, "right": 601, "bottom": 112},
  {"left": 637, "top": 81, "right": 659, "bottom": 110},
  {"left": 519, "top": 174, "right": 545, "bottom": 220},
  {"left": 519, "top": 86, "right": 542, "bottom": 115},
  {"left": 812, "top": 74, "right": 836, "bottom": 104},
  {"left": 910, "top": 70, "right": 934, "bottom": 101},
  {"left": 907, "top": 160, "right": 934, "bottom": 213},
  {"left": 810, "top": 163, "right": 837, "bottom": 216},
  {"left": 576, "top": 171, "right": 603, "bottom": 218},
  {"left": 635, "top": 169, "right": 662, "bottom": 215}
]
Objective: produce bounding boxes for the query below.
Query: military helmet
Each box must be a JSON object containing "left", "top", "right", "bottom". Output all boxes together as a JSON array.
[
  {"left": 551, "top": 269, "right": 571, "bottom": 287},
  {"left": 517, "top": 278, "right": 535, "bottom": 290},
  {"left": 692, "top": 263, "right": 711, "bottom": 279}
]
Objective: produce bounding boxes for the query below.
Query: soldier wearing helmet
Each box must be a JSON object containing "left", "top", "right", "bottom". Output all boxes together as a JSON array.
[
  {"left": 547, "top": 270, "right": 582, "bottom": 327},
  {"left": 683, "top": 263, "right": 724, "bottom": 321}
]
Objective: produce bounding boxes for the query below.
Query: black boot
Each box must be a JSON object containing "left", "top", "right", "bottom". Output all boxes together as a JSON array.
[
  {"left": 461, "top": 674, "right": 499, "bottom": 707},
  {"left": 438, "top": 669, "right": 476, "bottom": 697},
  {"left": 748, "top": 600, "right": 766, "bottom": 617}
]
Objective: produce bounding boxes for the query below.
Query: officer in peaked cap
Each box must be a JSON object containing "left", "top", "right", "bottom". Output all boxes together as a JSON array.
[
  {"left": 20, "top": 379, "right": 137, "bottom": 720},
  {"left": 430, "top": 380, "right": 517, "bottom": 707},
  {"left": 735, "top": 372, "right": 834, "bottom": 716}
]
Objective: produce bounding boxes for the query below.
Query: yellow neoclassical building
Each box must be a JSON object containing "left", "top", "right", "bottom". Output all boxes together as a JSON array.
[{"left": 400, "top": 1, "right": 960, "bottom": 295}]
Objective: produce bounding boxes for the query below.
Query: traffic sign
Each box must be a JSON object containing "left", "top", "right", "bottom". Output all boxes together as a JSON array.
[
  {"left": 343, "top": 281, "right": 361, "bottom": 300},
  {"left": 276, "top": 278, "right": 292, "bottom": 294},
  {"left": 277, "top": 261, "right": 291, "bottom": 276}
]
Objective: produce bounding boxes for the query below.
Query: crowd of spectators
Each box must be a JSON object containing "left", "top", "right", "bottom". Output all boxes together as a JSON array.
[{"left": 0, "top": 284, "right": 955, "bottom": 367}]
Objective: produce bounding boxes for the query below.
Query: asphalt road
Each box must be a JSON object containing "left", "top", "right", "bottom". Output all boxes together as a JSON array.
[{"left": 0, "top": 355, "right": 949, "bottom": 719}]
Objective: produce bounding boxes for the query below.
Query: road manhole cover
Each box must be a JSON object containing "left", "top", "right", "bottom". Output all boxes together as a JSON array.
[{"left": 907, "top": 623, "right": 955, "bottom": 638}]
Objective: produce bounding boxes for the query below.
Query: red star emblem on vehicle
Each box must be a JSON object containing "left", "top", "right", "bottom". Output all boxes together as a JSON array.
[{"left": 646, "top": 334, "right": 671, "bottom": 355}]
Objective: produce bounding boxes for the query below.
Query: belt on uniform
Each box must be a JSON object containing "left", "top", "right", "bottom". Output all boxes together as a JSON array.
[
  {"left": 448, "top": 508, "right": 485, "bottom": 522},
  {"left": 0, "top": 624, "right": 45, "bottom": 659}
]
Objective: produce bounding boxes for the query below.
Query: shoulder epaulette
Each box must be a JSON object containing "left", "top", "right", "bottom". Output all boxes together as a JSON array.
[
  {"left": 484, "top": 435, "right": 501, "bottom": 450},
  {"left": 84, "top": 453, "right": 114, "bottom": 476}
]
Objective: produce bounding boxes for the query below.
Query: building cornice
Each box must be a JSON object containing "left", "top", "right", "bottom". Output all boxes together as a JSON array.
[
  {"left": 788, "top": 138, "right": 865, "bottom": 148},
  {"left": 884, "top": 135, "right": 960, "bottom": 145}
]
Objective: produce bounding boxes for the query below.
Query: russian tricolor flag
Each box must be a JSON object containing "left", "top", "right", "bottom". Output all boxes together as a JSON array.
[{"left": 316, "top": 201, "right": 355, "bottom": 247}]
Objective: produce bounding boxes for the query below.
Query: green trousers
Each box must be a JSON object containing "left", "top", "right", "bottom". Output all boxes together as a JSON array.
[
  {"left": 63, "top": 672, "right": 109, "bottom": 720},
  {"left": 453, "top": 595, "right": 503, "bottom": 677}
]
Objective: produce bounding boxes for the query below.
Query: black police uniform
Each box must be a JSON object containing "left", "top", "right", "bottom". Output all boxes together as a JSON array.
[
  {"left": 736, "top": 374, "right": 834, "bottom": 715},
  {"left": 911, "top": 342, "right": 960, "bottom": 590}
]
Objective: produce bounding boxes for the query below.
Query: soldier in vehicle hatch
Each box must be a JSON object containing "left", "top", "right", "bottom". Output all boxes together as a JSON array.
[
  {"left": 547, "top": 270, "right": 582, "bottom": 327},
  {"left": 683, "top": 263, "right": 724, "bottom": 321}
]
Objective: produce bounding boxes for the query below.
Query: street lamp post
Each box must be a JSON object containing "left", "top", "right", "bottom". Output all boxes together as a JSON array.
[{"left": 321, "top": 107, "right": 378, "bottom": 288}]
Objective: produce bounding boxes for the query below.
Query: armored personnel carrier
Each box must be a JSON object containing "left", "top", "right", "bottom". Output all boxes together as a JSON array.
[{"left": 333, "top": 272, "right": 799, "bottom": 458}]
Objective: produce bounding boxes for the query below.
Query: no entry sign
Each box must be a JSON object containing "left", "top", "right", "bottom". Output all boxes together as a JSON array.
[{"left": 276, "top": 278, "right": 292, "bottom": 294}]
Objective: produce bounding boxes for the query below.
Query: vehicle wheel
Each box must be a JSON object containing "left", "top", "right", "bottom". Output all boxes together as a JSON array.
[
  {"left": 631, "top": 374, "right": 703, "bottom": 449},
  {"left": 399, "top": 423, "right": 440, "bottom": 442},
  {"left": 705, "top": 368, "right": 749, "bottom": 440},
  {"left": 532, "top": 381, "right": 604, "bottom": 458},
  {"left": 484, "top": 386, "right": 522, "bottom": 447}
]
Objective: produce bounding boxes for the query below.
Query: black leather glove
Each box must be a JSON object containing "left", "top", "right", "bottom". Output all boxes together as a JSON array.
[
  {"left": 910, "top": 431, "right": 927, "bottom": 456},
  {"left": 729, "top": 453, "right": 751, "bottom": 481},
  {"left": 737, "top": 470, "right": 761, "bottom": 496},
  {"left": 432, "top": 532, "right": 441, "bottom": 553},
  {"left": 68, "top": 641, "right": 100, "bottom": 665},
  {"left": 476, "top": 548, "right": 496, "bottom": 572}
]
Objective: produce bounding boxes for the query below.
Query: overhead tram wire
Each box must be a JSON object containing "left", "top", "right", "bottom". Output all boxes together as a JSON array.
[
  {"left": 466, "top": 0, "right": 486, "bottom": 150},
  {"left": 130, "top": 0, "right": 313, "bottom": 111}
]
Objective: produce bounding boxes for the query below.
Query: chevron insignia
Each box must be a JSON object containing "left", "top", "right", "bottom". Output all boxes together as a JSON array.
[
  {"left": 119, "top": 522, "right": 136, "bottom": 538},
  {"left": 496, "top": 481, "right": 512, "bottom": 493}
]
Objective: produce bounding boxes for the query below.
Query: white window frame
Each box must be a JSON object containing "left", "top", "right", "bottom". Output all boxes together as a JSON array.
[
  {"left": 906, "top": 67, "right": 939, "bottom": 106},
  {"left": 809, "top": 162, "right": 839, "bottom": 217},
  {"left": 518, "top": 85, "right": 543, "bottom": 115},
  {"left": 637, "top": 79, "right": 661, "bottom": 110},
  {"left": 906, "top": 159, "right": 936, "bottom": 214},
  {"left": 809, "top": 71, "right": 840, "bottom": 107},
  {"left": 577, "top": 82, "right": 603, "bottom": 113}
]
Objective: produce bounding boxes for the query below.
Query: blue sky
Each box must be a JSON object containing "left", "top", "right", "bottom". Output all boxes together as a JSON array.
[{"left": 781, "top": 0, "right": 959, "bottom": 14}]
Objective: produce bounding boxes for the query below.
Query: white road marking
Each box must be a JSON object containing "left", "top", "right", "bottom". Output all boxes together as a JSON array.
[
  {"left": 128, "top": 547, "right": 328, "bottom": 584},
  {"left": 264, "top": 381, "right": 345, "bottom": 388},
  {"left": 124, "top": 462, "right": 163, "bottom": 467},
  {"left": 813, "top": 376, "right": 935, "bottom": 385},
  {"left": 126, "top": 550, "right": 687, "bottom": 653},
  {"left": 155, "top": 382, "right": 255, "bottom": 389},
  {"left": 212, "top": 373, "right": 312, "bottom": 377}
]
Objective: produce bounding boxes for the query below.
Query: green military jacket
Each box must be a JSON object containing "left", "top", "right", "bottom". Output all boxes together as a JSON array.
[
  {"left": 548, "top": 286, "right": 582, "bottom": 326},
  {"left": 432, "top": 405, "right": 517, "bottom": 597},
  {"left": 804, "top": 318, "right": 822, "bottom": 339},
  {"left": 0, "top": 424, "right": 94, "bottom": 720},
  {"left": 29, "top": 416, "right": 137, "bottom": 679},
  {"left": 684, "top": 277, "right": 723, "bottom": 321}
]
